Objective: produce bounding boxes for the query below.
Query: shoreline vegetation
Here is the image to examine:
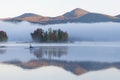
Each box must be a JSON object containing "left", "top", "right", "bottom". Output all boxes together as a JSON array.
[
  {"left": 0, "top": 28, "right": 69, "bottom": 43},
  {"left": 31, "top": 28, "right": 68, "bottom": 42},
  {"left": 0, "top": 31, "right": 8, "bottom": 42}
]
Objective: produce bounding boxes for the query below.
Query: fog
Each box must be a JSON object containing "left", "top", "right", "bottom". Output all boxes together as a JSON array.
[{"left": 0, "top": 21, "right": 120, "bottom": 42}]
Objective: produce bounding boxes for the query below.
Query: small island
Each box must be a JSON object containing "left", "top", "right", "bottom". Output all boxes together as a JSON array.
[
  {"left": 31, "top": 28, "right": 68, "bottom": 42},
  {"left": 0, "top": 31, "right": 8, "bottom": 42}
]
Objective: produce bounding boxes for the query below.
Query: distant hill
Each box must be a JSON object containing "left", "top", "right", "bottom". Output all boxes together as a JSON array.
[
  {"left": 2, "top": 8, "right": 120, "bottom": 24},
  {"left": 15, "top": 13, "right": 41, "bottom": 18},
  {"left": 14, "top": 13, "right": 50, "bottom": 22},
  {"left": 63, "top": 8, "right": 89, "bottom": 19},
  {"left": 75, "top": 13, "right": 118, "bottom": 22},
  {"left": 115, "top": 15, "right": 120, "bottom": 18}
]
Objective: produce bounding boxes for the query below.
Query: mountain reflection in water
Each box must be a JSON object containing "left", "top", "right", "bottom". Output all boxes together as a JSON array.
[{"left": 1, "top": 44, "right": 120, "bottom": 75}]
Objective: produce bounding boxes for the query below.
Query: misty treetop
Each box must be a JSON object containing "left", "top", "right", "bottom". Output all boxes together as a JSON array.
[
  {"left": 31, "top": 28, "right": 68, "bottom": 42},
  {"left": 0, "top": 31, "right": 8, "bottom": 42}
]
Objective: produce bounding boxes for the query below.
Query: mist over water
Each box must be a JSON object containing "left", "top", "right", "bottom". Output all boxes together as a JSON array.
[
  {"left": 1, "top": 21, "right": 120, "bottom": 80},
  {"left": 0, "top": 21, "right": 120, "bottom": 42}
]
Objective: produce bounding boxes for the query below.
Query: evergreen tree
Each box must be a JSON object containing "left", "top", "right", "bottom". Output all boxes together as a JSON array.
[
  {"left": 31, "top": 28, "right": 68, "bottom": 42},
  {"left": 43, "top": 31, "right": 48, "bottom": 41},
  {"left": 0, "top": 31, "right": 8, "bottom": 42},
  {"left": 31, "top": 28, "right": 44, "bottom": 42}
]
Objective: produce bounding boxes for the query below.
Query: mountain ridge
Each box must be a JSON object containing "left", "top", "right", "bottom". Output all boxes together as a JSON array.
[
  {"left": 15, "top": 13, "right": 42, "bottom": 18},
  {"left": 63, "top": 8, "right": 89, "bottom": 18},
  {"left": 115, "top": 15, "right": 120, "bottom": 18},
  {"left": 2, "top": 8, "right": 120, "bottom": 24}
]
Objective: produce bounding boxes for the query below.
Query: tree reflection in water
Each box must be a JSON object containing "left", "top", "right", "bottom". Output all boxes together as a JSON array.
[
  {"left": 30, "top": 46, "right": 68, "bottom": 60},
  {"left": 0, "top": 46, "right": 6, "bottom": 54}
]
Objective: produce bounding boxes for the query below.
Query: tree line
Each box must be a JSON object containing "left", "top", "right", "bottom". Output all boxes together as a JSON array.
[
  {"left": 0, "top": 31, "right": 8, "bottom": 42},
  {"left": 0, "top": 28, "right": 69, "bottom": 42},
  {"left": 31, "top": 28, "right": 68, "bottom": 42}
]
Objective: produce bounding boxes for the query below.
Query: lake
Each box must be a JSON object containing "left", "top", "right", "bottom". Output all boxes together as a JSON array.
[
  {"left": 1, "top": 22, "right": 120, "bottom": 79},
  {"left": 0, "top": 42, "right": 120, "bottom": 80},
  {"left": 1, "top": 42, "right": 120, "bottom": 62}
]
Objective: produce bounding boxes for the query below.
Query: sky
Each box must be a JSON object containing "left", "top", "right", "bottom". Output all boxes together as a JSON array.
[{"left": 0, "top": 0, "right": 120, "bottom": 18}]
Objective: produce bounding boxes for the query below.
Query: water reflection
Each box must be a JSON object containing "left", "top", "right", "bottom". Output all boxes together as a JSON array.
[
  {"left": 3, "top": 45, "right": 120, "bottom": 75},
  {"left": 1, "top": 44, "right": 120, "bottom": 76},
  {"left": 0, "top": 46, "right": 6, "bottom": 54},
  {"left": 30, "top": 46, "right": 68, "bottom": 60}
]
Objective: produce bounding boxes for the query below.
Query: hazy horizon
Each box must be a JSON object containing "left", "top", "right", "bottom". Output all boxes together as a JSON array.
[{"left": 0, "top": 0, "right": 120, "bottom": 18}]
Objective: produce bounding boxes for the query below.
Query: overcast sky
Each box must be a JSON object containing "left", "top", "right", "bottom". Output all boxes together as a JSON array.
[{"left": 0, "top": 0, "right": 120, "bottom": 18}]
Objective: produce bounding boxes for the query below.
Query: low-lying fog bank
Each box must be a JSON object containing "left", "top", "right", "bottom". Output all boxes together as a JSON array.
[{"left": 1, "top": 21, "right": 120, "bottom": 42}]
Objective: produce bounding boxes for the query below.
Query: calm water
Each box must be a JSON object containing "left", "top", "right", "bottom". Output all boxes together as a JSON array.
[
  {"left": 0, "top": 42, "right": 120, "bottom": 80},
  {"left": 1, "top": 42, "right": 120, "bottom": 62},
  {"left": 1, "top": 21, "right": 120, "bottom": 79}
]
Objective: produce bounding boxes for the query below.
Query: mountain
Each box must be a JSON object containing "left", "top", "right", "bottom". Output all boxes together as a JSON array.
[
  {"left": 2, "top": 8, "right": 120, "bottom": 24},
  {"left": 116, "top": 15, "right": 120, "bottom": 18},
  {"left": 63, "top": 8, "right": 89, "bottom": 19},
  {"left": 15, "top": 13, "right": 41, "bottom": 18},
  {"left": 14, "top": 13, "right": 50, "bottom": 22},
  {"left": 75, "top": 13, "right": 118, "bottom": 22}
]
